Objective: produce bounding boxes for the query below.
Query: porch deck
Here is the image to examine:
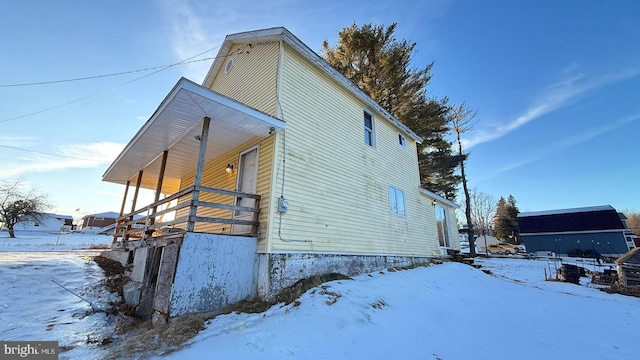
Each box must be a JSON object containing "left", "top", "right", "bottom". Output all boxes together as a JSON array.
[{"left": 112, "top": 185, "right": 261, "bottom": 248}]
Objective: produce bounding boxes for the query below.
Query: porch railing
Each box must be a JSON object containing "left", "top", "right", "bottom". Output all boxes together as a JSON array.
[{"left": 112, "top": 185, "right": 261, "bottom": 245}]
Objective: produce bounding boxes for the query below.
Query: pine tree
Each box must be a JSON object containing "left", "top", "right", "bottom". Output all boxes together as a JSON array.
[
  {"left": 493, "top": 195, "right": 520, "bottom": 243},
  {"left": 322, "top": 23, "right": 461, "bottom": 199}
]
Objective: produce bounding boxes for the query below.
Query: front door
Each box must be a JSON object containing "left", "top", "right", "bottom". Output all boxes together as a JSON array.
[{"left": 231, "top": 146, "right": 258, "bottom": 234}]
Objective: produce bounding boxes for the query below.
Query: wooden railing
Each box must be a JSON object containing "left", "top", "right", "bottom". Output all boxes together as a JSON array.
[{"left": 112, "top": 185, "right": 261, "bottom": 245}]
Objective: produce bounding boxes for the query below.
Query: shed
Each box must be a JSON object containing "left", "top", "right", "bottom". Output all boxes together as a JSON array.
[{"left": 615, "top": 248, "right": 640, "bottom": 287}]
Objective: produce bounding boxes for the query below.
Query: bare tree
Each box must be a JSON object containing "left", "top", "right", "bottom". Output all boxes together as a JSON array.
[
  {"left": 449, "top": 102, "right": 477, "bottom": 256},
  {"left": 622, "top": 210, "right": 640, "bottom": 236},
  {"left": 0, "top": 179, "right": 50, "bottom": 238},
  {"left": 469, "top": 189, "right": 496, "bottom": 254}
]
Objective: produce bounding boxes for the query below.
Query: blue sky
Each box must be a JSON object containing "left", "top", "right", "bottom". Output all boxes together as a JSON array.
[{"left": 1, "top": 0, "right": 639, "bottom": 218}]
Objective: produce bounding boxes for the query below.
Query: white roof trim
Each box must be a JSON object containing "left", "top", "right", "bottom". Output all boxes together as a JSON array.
[
  {"left": 102, "top": 77, "right": 285, "bottom": 192},
  {"left": 419, "top": 188, "right": 459, "bottom": 208},
  {"left": 518, "top": 205, "right": 615, "bottom": 218},
  {"left": 202, "top": 27, "right": 423, "bottom": 143}
]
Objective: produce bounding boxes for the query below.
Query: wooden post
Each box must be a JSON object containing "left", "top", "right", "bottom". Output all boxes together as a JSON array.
[
  {"left": 125, "top": 170, "right": 144, "bottom": 241},
  {"left": 187, "top": 117, "right": 210, "bottom": 232},
  {"left": 113, "top": 180, "right": 131, "bottom": 243},
  {"left": 150, "top": 150, "right": 169, "bottom": 228}
]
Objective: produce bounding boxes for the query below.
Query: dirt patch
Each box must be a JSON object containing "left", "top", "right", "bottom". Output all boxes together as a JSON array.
[
  {"left": 277, "top": 273, "right": 351, "bottom": 305},
  {"left": 92, "top": 256, "right": 130, "bottom": 315},
  {"left": 226, "top": 299, "right": 274, "bottom": 314},
  {"left": 93, "top": 256, "right": 125, "bottom": 277},
  {"left": 102, "top": 315, "right": 205, "bottom": 359},
  {"left": 602, "top": 283, "right": 640, "bottom": 298}
]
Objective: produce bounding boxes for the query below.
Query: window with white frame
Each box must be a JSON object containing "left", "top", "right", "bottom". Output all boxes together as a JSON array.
[
  {"left": 435, "top": 204, "right": 451, "bottom": 247},
  {"left": 398, "top": 133, "right": 406, "bottom": 148},
  {"left": 388, "top": 186, "right": 406, "bottom": 216},
  {"left": 364, "top": 110, "right": 374, "bottom": 146}
]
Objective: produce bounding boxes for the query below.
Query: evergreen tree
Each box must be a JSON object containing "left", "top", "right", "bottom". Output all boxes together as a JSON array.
[
  {"left": 322, "top": 23, "right": 461, "bottom": 199},
  {"left": 493, "top": 195, "right": 520, "bottom": 243}
]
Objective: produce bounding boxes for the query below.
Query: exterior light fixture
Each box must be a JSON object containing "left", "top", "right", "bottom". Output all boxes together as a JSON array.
[
  {"left": 226, "top": 163, "right": 235, "bottom": 174},
  {"left": 432, "top": 199, "right": 437, "bottom": 206}
]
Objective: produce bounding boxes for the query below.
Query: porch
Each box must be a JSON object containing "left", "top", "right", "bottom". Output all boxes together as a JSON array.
[
  {"left": 112, "top": 184, "right": 261, "bottom": 246},
  {"left": 102, "top": 77, "right": 285, "bottom": 249}
]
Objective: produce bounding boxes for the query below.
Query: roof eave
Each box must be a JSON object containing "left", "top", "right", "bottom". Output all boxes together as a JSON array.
[
  {"left": 202, "top": 27, "right": 423, "bottom": 143},
  {"left": 419, "top": 188, "right": 459, "bottom": 208}
]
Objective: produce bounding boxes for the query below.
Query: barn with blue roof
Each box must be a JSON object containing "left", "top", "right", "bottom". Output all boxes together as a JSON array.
[{"left": 517, "top": 205, "right": 636, "bottom": 257}]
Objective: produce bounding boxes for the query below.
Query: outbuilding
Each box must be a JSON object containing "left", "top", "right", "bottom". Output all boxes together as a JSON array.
[{"left": 517, "top": 205, "right": 635, "bottom": 257}]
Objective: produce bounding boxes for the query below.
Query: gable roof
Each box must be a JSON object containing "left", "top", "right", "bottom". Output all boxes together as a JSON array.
[
  {"left": 518, "top": 205, "right": 625, "bottom": 234},
  {"left": 202, "top": 27, "right": 422, "bottom": 143}
]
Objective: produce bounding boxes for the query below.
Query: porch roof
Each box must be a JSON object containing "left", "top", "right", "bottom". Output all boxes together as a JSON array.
[{"left": 102, "top": 77, "right": 285, "bottom": 194}]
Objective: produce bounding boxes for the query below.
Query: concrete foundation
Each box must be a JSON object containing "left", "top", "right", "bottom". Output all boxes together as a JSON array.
[
  {"left": 99, "top": 249, "right": 131, "bottom": 267},
  {"left": 257, "top": 252, "right": 432, "bottom": 301},
  {"left": 168, "top": 233, "right": 258, "bottom": 317}
]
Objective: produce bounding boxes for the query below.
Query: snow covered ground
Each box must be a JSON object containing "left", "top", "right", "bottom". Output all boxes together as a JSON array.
[{"left": 1, "top": 231, "right": 638, "bottom": 360}]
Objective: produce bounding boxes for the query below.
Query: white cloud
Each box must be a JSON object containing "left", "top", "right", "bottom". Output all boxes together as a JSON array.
[
  {"left": 0, "top": 135, "right": 39, "bottom": 147},
  {"left": 462, "top": 68, "right": 639, "bottom": 149},
  {"left": 0, "top": 142, "right": 124, "bottom": 179},
  {"left": 489, "top": 113, "right": 640, "bottom": 177},
  {"left": 159, "top": 0, "right": 223, "bottom": 81}
]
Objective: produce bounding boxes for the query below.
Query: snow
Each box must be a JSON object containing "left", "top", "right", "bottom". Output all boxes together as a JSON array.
[{"left": 1, "top": 231, "right": 638, "bottom": 360}]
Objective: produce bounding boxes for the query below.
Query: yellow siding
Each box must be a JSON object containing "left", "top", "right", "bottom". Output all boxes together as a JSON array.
[
  {"left": 209, "top": 42, "right": 279, "bottom": 117},
  {"left": 179, "top": 135, "right": 276, "bottom": 252},
  {"left": 269, "top": 43, "right": 440, "bottom": 256}
]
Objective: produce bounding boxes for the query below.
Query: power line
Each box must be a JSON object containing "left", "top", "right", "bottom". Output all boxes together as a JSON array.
[
  {"left": 0, "top": 144, "right": 105, "bottom": 162},
  {"left": 0, "top": 43, "right": 251, "bottom": 124},
  {"left": 0, "top": 57, "right": 216, "bottom": 88}
]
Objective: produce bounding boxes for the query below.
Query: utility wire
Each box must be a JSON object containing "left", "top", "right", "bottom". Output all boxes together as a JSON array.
[
  {"left": 0, "top": 43, "right": 252, "bottom": 124},
  {"left": 0, "top": 57, "right": 215, "bottom": 88},
  {"left": 0, "top": 144, "right": 105, "bottom": 162}
]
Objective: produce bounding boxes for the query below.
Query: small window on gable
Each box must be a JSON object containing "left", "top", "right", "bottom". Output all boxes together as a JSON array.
[
  {"left": 388, "top": 186, "right": 406, "bottom": 217},
  {"left": 398, "top": 133, "right": 406, "bottom": 148},
  {"left": 364, "top": 110, "right": 374, "bottom": 146},
  {"left": 224, "top": 57, "right": 235, "bottom": 74}
]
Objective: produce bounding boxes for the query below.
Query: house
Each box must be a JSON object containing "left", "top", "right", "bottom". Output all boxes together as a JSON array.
[
  {"left": 517, "top": 205, "right": 636, "bottom": 257},
  {"left": 101, "top": 27, "right": 459, "bottom": 322},
  {"left": 81, "top": 212, "right": 120, "bottom": 234},
  {"left": 12, "top": 213, "right": 73, "bottom": 232}
]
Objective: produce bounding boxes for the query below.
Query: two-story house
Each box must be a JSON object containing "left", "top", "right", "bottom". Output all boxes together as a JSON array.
[{"left": 102, "top": 27, "right": 459, "bottom": 322}]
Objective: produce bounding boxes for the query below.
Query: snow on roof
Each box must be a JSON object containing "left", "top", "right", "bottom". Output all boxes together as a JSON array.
[
  {"left": 44, "top": 213, "right": 73, "bottom": 220},
  {"left": 518, "top": 205, "right": 615, "bottom": 218},
  {"left": 84, "top": 211, "right": 121, "bottom": 219}
]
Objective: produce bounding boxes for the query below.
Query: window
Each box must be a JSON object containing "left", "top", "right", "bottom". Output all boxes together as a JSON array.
[
  {"left": 398, "top": 133, "right": 406, "bottom": 148},
  {"left": 435, "top": 204, "right": 451, "bottom": 247},
  {"left": 388, "top": 186, "right": 406, "bottom": 216},
  {"left": 364, "top": 111, "right": 374, "bottom": 146},
  {"left": 224, "top": 57, "right": 234, "bottom": 74}
]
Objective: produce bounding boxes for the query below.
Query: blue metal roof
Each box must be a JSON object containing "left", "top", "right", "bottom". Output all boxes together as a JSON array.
[{"left": 518, "top": 205, "right": 625, "bottom": 233}]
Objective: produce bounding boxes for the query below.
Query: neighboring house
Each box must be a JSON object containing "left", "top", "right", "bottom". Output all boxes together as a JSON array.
[
  {"left": 81, "top": 212, "right": 120, "bottom": 234},
  {"left": 101, "top": 27, "right": 459, "bottom": 322},
  {"left": 12, "top": 213, "right": 73, "bottom": 232},
  {"left": 518, "top": 205, "right": 636, "bottom": 257}
]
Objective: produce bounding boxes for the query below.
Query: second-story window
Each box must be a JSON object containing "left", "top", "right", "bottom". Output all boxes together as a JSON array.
[
  {"left": 398, "top": 133, "right": 406, "bottom": 148},
  {"left": 364, "top": 111, "right": 374, "bottom": 146}
]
